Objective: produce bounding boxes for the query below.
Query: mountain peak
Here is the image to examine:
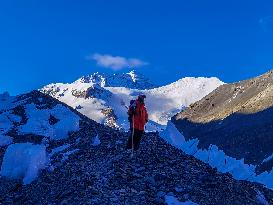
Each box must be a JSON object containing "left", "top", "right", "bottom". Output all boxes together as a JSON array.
[
  {"left": 127, "top": 70, "right": 138, "bottom": 82},
  {"left": 76, "top": 72, "right": 106, "bottom": 86},
  {"left": 76, "top": 70, "right": 156, "bottom": 89},
  {"left": 127, "top": 70, "right": 149, "bottom": 83},
  {"left": 108, "top": 70, "right": 156, "bottom": 89}
]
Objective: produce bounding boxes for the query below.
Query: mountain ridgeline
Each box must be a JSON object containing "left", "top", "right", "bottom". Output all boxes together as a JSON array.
[{"left": 76, "top": 70, "right": 156, "bottom": 90}]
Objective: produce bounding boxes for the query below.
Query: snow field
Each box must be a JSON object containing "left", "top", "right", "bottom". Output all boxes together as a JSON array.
[{"left": 19, "top": 103, "right": 80, "bottom": 140}]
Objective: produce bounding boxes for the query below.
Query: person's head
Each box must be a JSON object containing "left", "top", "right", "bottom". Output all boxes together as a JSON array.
[{"left": 137, "top": 94, "right": 146, "bottom": 103}]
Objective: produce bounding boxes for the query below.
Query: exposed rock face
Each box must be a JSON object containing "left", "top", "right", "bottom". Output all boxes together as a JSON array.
[
  {"left": 1, "top": 90, "right": 272, "bottom": 204},
  {"left": 78, "top": 72, "right": 106, "bottom": 86},
  {"left": 173, "top": 69, "right": 273, "bottom": 173},
  {"left": 70, "top": 85, "right": 112, "bottom": 100},
  {"left": 101, "top": 107, "right": 118, "bottom": 129},
  {"left": 42, "top": 85, "right": 61, "bottom": 97},
  {"left": 71, "top": 89, "right": 88, "bottom": 98},
  {"left": 86, "top": 85, "right": 112, "bottom": 100}
]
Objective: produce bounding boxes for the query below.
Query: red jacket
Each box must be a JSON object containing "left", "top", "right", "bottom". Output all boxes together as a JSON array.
[{"left": 128, "top": 100, "right": 148, "bottom": 131}]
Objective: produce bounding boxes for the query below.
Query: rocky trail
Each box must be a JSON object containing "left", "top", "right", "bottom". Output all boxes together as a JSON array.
[{"left": 1, "top": 123, "right": 272, "bottom": 205}]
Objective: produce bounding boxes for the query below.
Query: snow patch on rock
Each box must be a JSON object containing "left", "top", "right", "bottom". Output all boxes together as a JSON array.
[
  {"left": 262, "top": 153, "right": 273, "bottom": 164},
  {"left": 61, "top": 149, "right": 79, "bottom": 163},
  {"left": 91, "top": 134, "right": 101, "bottom": 146},
  {"left": 0, "top": 112, "right": 21, "bottom": 144},
  {"left": 49, "top": 144, "right": 71, "bottom": 157},
  {"left": 256, "top": 189, "right": 269, "bottom": 205},
  {"left": 19, "top": 104, "right": 80, "bottom": 140},
  {"left": 0, "top": 135, "right": 13, "bottom": 147}
]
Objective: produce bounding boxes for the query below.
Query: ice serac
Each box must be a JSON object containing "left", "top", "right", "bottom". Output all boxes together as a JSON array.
[
  {"left": 1, "top": 143, "right": 47, "bottom": 184},
  {"left": 160, "top": 121, "right": 273, "bottom": 189}
]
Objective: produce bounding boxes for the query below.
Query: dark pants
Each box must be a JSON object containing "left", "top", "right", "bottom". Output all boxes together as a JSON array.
[{"left": 126, "top": 129, "right": 144, "bottom": 151}]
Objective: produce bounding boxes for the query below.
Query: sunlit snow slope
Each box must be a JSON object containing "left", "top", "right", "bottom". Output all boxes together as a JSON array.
[{"left": 41, "top": 71, "right": 224, "bottom": 131}]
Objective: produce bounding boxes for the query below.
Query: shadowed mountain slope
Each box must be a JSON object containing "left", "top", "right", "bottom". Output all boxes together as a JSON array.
[{"left": 173, "top": 69, "right": 273, "bottom": 173}]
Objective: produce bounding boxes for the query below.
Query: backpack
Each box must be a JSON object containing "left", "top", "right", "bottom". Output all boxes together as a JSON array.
[{"left": 128, "top": 100, "right": 137, "bottom": 122}]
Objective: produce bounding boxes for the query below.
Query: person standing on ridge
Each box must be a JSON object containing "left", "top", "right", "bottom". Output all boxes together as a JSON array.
[{"left": 127, "top": 95, "right": 148, "bottom": 152}]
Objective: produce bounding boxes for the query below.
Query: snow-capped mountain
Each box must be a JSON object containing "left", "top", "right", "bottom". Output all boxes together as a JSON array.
[{"left": 41, "top": 71, "right": 224, "bottom": 131}]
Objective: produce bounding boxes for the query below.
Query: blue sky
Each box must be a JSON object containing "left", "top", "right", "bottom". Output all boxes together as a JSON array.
[{"left": 0, "top": 0, "right": 273, "bottom": 95}]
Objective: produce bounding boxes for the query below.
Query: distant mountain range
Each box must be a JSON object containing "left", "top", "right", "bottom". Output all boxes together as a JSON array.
[{"left": 41, "top": 70, "right": 223, "bottom": 131}]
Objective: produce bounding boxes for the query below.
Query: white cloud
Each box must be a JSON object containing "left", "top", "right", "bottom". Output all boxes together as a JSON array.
[{"left": 87, "top": 53, "right": 148, "bottom": 71}]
